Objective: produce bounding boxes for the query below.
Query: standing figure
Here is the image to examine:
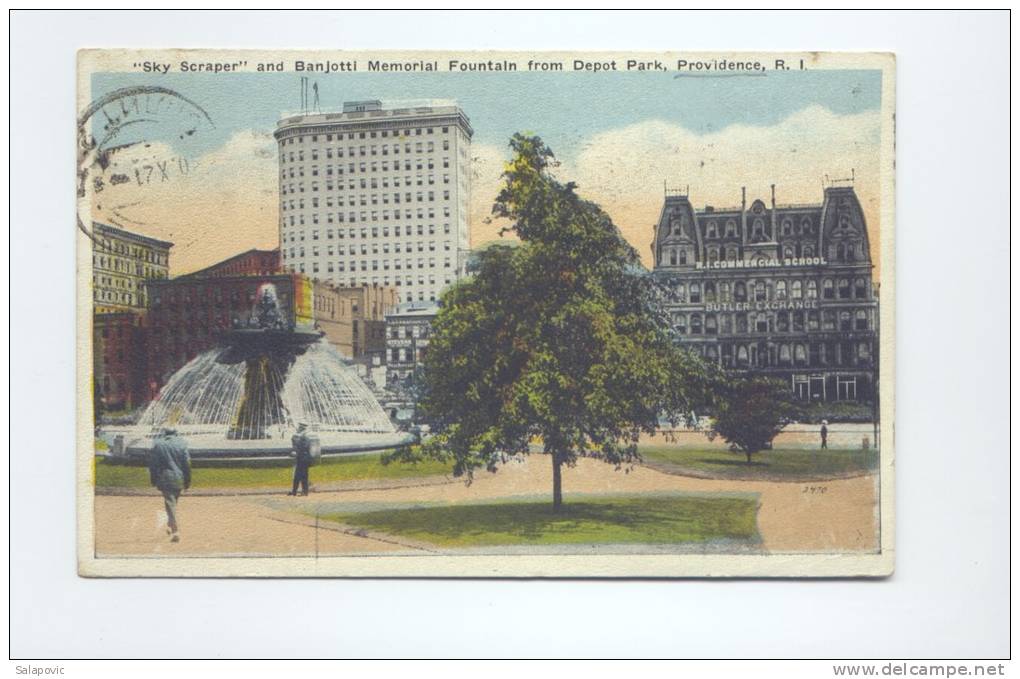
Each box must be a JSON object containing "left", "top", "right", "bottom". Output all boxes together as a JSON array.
[
  {"left": 289, "top": 423, "right": 312, "bottom": 496},
  {"left": 148, "top": 427, "right": 191, "bottom": 543},
  {"left": 820, "top": 420, "right": 829, "bottom": 450}
]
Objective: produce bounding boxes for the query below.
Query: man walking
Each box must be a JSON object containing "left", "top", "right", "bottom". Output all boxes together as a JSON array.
[
  {"left": 289, "top": 423, "right": 312, "bottom": 496},
  {"left": 820, "top": 420, "right": 829, "bottom": 450},
  {"left": 148, "top": 427, "right": 191, "bottom": 543}
]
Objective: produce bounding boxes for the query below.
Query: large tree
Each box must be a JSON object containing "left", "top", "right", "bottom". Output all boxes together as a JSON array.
[
  {"left": 710, "top": 377, "right": 802, "bottom": 464},
  {"left": 390, "top": 134, "right": 715, "bottom": 509}
]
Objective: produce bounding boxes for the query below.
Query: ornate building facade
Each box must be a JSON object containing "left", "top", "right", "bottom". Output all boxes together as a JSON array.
[{"left": 650, "top": 183, "right": 878, "bottom": 402}]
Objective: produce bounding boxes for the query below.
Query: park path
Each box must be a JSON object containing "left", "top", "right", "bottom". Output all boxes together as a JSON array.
[{"left": 93, "top": 456, "right": 878, "bottom": 557}]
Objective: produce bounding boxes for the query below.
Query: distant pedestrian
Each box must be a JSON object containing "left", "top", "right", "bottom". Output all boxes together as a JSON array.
[
  {"left": 820, "top": 420, "right": 829, "bottom": 450},
  {"left": 289, "top": 423, "right": 312, "bottom": 496},
  {"left": 148, "top": 427, "right": 191, "bottom": 543}
]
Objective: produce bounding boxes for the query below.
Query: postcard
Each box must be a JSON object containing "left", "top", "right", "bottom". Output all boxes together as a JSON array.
[{"left": 77, "top": 49, "right": 895, "bottom": 577}]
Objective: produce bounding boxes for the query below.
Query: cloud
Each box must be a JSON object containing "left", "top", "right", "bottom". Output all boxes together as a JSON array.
[
  {"left": 91, "top": 106, "right": 885, "bottom": 278},
  {"left": 90, "top": 130, "right": 279, "bottom": 274},
  {"left": 560, "top": 106, "right": 883, "bottom": 269}
]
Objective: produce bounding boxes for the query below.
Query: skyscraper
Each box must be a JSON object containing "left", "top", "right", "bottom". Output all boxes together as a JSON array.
[{"left": 274, "top": 100, "right": 473, "bottom": 303}]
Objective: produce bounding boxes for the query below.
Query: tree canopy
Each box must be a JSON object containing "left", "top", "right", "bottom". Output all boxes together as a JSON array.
[
  {"left": 710, "top": 376, "right": 802, "bottom": 463},
  {"left": 390, "top": 134, "right": 716, "bottom": 508}
]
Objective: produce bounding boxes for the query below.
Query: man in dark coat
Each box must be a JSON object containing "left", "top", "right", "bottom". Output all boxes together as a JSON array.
[
  {"left": 820, "top": 420, "right": 829, "bottom": 450},
  {"left": 148, "top": 427, "right": 191, "bottom": 542},
  {"left": 289, "top": 423, "right": 312, "bottom": 496}
]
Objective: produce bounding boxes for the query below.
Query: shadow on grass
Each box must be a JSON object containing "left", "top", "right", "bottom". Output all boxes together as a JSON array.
[
  {"left": 696, "top": 458, "right": 768, "bottom": 468},
  {"left": 322, "top": 494, "right": 759, "bottom": 547}
]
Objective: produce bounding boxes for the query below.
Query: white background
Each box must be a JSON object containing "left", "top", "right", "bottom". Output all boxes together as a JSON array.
[{"left": 8, "top": 10, "right": 1011, "bottom": 659}]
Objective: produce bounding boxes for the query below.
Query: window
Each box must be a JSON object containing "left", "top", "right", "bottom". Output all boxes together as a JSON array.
[
  {"left": 689, "top": 283, "right": 701, "bottom": 303},
  {"left": 673, "top": 314, "right": 687, "bottom": 335},
  {"left": 690, "top": 314, "right": 703, "bottom": 335},
  {"left": 704, "top": 282, "right": 716, "bottom": 302},
  {"left": 705, "top": 314, "right": 718, "bottom": 335},
  {"left": 777, "top": 311, "right": 789, "bottom": 332},
  {"left": 838, "top": 278, "right": 851, "bottom": 299},
  {"left": 855, "top": 309, "right": 869, "bottom": 331},
  {"left": 807, "top": 280, "right": 818, "bottom": 299},
  {"left": 734, "top": 281, "right": 747, "bottom": 302},
  {"left": 822, "top": 279, "right": 835, "bottom": 299},
  {"left": 837, "top": 375, "right": 857, "bottom": 401},
  {"left": 839, "top": 311, "right": 852, "bottom": 332},
  {"left": 754, "top": 281, "right": 767, "bottom": 302},
  {"left": 775, "top": 281, "right": 788, "bottom": 300},
  {"left": 791, "top": 280, "right": 803, "bottom": 299},
  {"left": 854, "top": 278, "right": 868, "bottom": 298}
]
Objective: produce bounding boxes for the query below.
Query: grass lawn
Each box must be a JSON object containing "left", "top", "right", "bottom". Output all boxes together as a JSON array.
[
  {"left": 94, "top": 452, "right": 451, "bottom": 489},
  {"left": 639, "top": 446, "right": 879, "bottom": 481},
  {"left": 320, "top": 494, "right": 759, "bottom": 547}
]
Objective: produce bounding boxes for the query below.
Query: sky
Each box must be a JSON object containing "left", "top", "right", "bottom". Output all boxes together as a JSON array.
[{"left": 87, "top": 68, "right": 884, "bottom": 275}]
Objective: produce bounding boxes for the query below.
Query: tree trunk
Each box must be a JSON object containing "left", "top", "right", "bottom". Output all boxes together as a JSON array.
[
  {"left": 551, "top": 451, "right": 563, "bottom": 511},
  {"left": 746, "top": 450, "right": 752, "bottom": 464}
]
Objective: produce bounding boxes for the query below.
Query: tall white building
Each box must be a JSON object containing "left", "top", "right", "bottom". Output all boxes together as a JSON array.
[{"left": 274, "top": 100, "right": 473, "bottom": 303}]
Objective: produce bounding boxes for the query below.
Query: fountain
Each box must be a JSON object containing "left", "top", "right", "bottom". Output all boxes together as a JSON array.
[{"left": 109, "top": 283, "right": 414, "bottom": 459}]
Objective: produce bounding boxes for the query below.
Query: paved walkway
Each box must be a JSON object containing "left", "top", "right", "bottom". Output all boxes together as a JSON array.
[{"left": 93, "top": 456, "right": 879, "bottom": 558}]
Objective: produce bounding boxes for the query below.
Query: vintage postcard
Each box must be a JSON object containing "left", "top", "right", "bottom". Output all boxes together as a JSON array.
[{"left": 77, "top": 50, "right": 895, "bottom": 577}]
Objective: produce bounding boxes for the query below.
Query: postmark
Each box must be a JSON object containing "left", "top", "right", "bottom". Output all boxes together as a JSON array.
[{"left": 76, "top": 85, "right": 214, "bottom": 245}]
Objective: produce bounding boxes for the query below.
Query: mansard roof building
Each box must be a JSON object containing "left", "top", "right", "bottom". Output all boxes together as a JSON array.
[{"left": 650, "top": 183, "right": 878, "bottom": 403}]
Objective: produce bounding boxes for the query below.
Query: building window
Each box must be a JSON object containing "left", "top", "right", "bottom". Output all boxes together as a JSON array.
[
  {"left": 855, "top": 309, "right": 869, "bottom": 331},
  {"left": 704, "top": 282, "right": 716, "bottom": 303},
  {"left": 837, "top": 375, "right": 857, "bottom": 401},
  {"left": 791, "top": 280, "right": 803, "bottom": 299},
  {"left": 838, "top": 278, "right": 851, "bottom": 299},
  {"left": 690, "top": 314, "right": 703, "bottom": 335},
  {"left": 705, "top": 314, "right": 718, "bottom": 335},
  {"left": 754, "top": 281, "right": 767, "bottom": 302},
  {"left": 734, "top": 282, "right": 747, "bottom": 302},
  {"left": 839, "top": 311, "right": 852, "bottom": 332},
  {"left": 777, "top": 311, "right": 789, "bottom": 332},
  {"left": 689, "top": 283, "right": 701, "bottom": 304},
  {"left": 823, "top": 279, "right": 835, "bottom": 299},
  {"left": 854, "top": 278, "right": 868, "bottom": 298},
  {"left": 775, "top": 281, "right": 788, "bottom": 300}
]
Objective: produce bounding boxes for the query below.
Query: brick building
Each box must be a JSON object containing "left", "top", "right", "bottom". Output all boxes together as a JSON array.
[
  {"left": 182, "top": 248, "right": 281, "bottom": 278},
  {"left": 93, "top": 312, "right": 149, "bottom": 411},
  {"left": 91, "top": 222, "right": 173, "bottom": 410},
  {"left": 144, "top": 273, "right": 355, "bottom": 389},
  {"left": 337, "top": 284, "right": 399, "bottom": 365}
]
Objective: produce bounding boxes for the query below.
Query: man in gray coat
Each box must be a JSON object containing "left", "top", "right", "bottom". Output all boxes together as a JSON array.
[
  {"left": 289, "top": 423, "right": 312, "bottom": 496},
  {"left": 148, "top": 427, "right": 192, "bottom": 542}
]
